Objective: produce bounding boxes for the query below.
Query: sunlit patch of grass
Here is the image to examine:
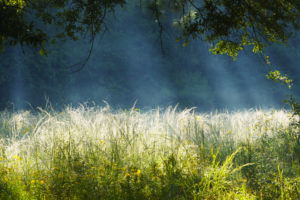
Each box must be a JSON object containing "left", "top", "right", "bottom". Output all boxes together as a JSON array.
[{"left": 0, "top": 105, "right": 299, "bottom": 199}]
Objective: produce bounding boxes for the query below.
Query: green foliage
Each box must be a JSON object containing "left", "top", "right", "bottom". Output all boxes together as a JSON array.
[
  {"left": 266, "top": 70, "right": 293, "bottom": 88},
  {"left": 1, "top": 0, "right": 299, "bottom": 55},
  {"left": 209, "top": 40, "right": 244, "bottom": 59},
  {"left": 172, "top": 0, "right": 299, "bottom": 56},
  {"left": 0, "top": 0, "right": 47, "bottom": 51},
  {"left": 283, "top": 96, "right": 300, "bottom": 145},
  {"left": 169, "top": 0, "right": 299, "bottom": 93},
  {"left": 0, "top": 0, "right": 126, "bottom": 50},
  {"left": 283, "top": 95, "right": 300, "bottom": 118},
  {"left": 0, "top": 106, "right": 299, "bottom": 199}
]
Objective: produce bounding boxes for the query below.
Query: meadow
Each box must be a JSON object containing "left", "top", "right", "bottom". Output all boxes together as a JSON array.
[{"left": 0, "top": 104, "right": 299, "bottom": 199}]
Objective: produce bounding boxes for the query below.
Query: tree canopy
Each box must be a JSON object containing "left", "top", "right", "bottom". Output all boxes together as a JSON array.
[
  {"left": 1, "top": 0, "right": 300, "bottom": 84},
  {"left": 1, "top": 0, "right": 299, "bottom": 54}
]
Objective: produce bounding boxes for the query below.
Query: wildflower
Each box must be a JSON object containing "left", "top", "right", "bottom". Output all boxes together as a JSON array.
[
  {"left": 40, "top": 180, "right": 44, "bottom": 185},
  {"left": 133, "top": 169, "right": 141, "bottom": 176},
  {"left": 13, "top": 155, "right": 22, "bottom": 160},
  {"left": 0, "top": 157, "right": 3, "bottom": 161},
  {"left": 125, "top": 173, "right": 130, "bottom": 178},
  {"left": 31, "top": 180, "right": 35, "bottom": 184},
  {"left": 100, "top": 140, "right": 105, "bottom": 144},
  {"left": 135, "top": 108, "right": 140, "bottom": 111},
  {"left": 4, "top": 177, "right": 8, "bottom": 183},
  {"left": 196, "top": 116, "right": 200, "bottom": 121}
]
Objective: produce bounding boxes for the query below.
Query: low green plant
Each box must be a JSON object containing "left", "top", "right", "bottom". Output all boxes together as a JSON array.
[{"left": 0, "top": 105, "right": 299, "bottom": 199}]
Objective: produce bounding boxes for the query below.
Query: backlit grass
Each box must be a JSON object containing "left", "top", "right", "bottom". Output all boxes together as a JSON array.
[{"left": 0, "top": 105, "right": 299, "bottom": 199}]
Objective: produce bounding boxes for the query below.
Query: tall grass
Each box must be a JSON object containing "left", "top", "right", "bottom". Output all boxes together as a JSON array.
[{"left": 0, "top": 105, "right": 299, "bottom": 199}]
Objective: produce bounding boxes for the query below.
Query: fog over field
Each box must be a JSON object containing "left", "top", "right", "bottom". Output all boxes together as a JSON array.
[
  {"left": 1, "top": 4, "right": 299, "bottom": 111},
  {"left": 1, "top": 1, "right": 300, "bottom": 199}
]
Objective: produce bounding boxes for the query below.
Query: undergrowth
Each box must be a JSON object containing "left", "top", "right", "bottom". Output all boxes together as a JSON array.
[{"left": 0, "top": 105, "right": 299, "bottom": 199}]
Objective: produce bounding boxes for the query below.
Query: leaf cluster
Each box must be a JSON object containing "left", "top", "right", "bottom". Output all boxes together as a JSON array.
[
  {"left": 0, "top": 0, "right": 47, "bottom": 51},
  {"left": 0, "top": 0, "right": 126, "bottom": 51},
  {"left": 169, "top": 0, "right": 300, "bottom": 58}
]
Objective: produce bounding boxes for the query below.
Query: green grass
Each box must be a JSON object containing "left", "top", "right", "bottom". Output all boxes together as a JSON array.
[{"left": 0, "top": 105, "right": 299, "bottom": 199}]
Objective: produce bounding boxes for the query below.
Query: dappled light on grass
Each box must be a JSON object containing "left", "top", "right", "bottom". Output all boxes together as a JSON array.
[{"left": 0, "top": 105, "right": 299, "bottom": 199}]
